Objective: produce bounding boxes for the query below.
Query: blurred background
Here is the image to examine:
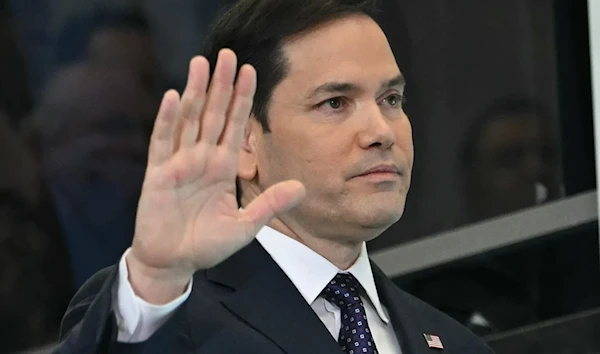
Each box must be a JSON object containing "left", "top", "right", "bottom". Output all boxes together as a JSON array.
[{"left": 1, "top": 0, "right": 598, "bottom": 353}]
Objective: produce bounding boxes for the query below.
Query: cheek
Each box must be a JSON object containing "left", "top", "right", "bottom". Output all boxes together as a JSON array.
[
  {"left": 286, "top": 133, "right": 352, "bottom": 187},
  {"left": 299, "top": 145, "right": 346, "bottom": 182},
  {"left": 396, "top": 117, "right": 414, "bottom": 161}
]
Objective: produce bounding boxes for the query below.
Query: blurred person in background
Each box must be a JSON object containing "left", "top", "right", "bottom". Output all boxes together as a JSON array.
[
  {"left": 400, "top": 98, "right": 563, "bottom": 336},
  {"left": 54, "top": 8, "right": 160, "bottom": 94},
  {"left": 0, "top": 3, "right": 74, "bottom": 352},
  {"left": 0, "top": 112, "right": 73, "bottom": 353},
  {"left": 26, "top": 7, "right": 161, "bottom": 288},
  {"left": 460, "top": 98, "right": 563, "bottom": 223},
  {"left": 29, "top": 64, "right": 158, "bottom": 289},
  {"left": 458, "top": 100, "right": 599, "bottom": 326}
]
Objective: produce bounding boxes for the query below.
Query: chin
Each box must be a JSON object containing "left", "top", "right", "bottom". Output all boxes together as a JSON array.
[{"left": 352, "top": 202, "right": 405, "bottom": 234}]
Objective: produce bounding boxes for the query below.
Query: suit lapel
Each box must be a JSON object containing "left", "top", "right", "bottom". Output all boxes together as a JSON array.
[
  {"left": 206, "top": 241, "right": 342, "bottom": 354},
  {"left": 371, "top": 261, "right": 442, "bottom": 354}
]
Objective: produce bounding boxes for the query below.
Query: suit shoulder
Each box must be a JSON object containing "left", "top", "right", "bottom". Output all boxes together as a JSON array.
[
  {"left": 390, "top": 285, "right": 495, "bottom": 353},
  {"left": 60, "top": 265, "right": 118, "bottom": 339}
]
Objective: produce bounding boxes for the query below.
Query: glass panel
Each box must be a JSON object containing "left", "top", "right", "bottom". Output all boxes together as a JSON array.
[
  {"left": 370, "top": 0, "right": 595, "bottom": 249},
  {"left": 393, "top": 221, "right": 600, "bottom": 341},
  {"left": 382, "top": 0, "right": 600, "bottom": 346},
  {"left": 486, "top": 307, "right": 600, "bottom": 353}
]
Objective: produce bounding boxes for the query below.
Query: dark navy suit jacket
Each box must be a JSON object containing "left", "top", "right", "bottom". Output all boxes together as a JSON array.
[{"left": 53, "top": 240, "right": 495, "bottom": 354}]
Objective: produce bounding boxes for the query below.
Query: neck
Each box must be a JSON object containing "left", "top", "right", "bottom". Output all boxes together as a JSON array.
[
  {"left": 240, "top": 184, "right": 365, "bottom": 269},
  {"left": 267, "top": 216, "right": 363, "bottom": 270}
]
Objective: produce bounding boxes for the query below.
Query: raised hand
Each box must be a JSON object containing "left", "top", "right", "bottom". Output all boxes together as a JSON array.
[{"left": 126, "top": 49, "right": 305, "bottom": 303}]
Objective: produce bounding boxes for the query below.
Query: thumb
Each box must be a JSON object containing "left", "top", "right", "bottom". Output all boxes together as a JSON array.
[{"left": 241, "top": 180, "right": 306, "bottom": 233}]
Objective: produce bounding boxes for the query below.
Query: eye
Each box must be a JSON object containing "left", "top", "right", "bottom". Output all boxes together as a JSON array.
[
  {"left": 382, "top": 94, "right": 405, "bottom": 107},
  {"left": 316, "top": 96, "right": 348, "bottom": 113},
  {"left": 322, "top": 97, "right": 344, "bottom": 109}
]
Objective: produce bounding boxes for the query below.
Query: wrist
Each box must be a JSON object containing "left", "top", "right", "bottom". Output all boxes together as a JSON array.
[{"left": 125, "top": 252, "right": 193, "bottom": 305}]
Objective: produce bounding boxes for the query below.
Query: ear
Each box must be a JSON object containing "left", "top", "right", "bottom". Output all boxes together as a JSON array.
[{"left": 237, "top": 115, "right": 260, "bottom": 181}]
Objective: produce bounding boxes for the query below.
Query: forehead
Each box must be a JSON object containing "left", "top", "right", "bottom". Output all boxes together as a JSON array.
[
  {"left": 479, "top": 114, "right": 547, "bottom": 151},
  {"left": 280, "top": 15, "right": 400, "bottom": 90}
]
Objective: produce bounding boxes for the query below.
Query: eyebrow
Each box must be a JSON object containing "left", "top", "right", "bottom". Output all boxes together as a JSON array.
[
  {"left": 306, "top": 74, "right": 405, "bottom": 100},
  {"left": 380, "top": 74, "right": 405, "bottom": 92}
]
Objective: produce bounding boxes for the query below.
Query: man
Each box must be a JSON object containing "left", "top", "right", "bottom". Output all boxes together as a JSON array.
[
  {"left": 31, "top": 63, "right": 157, "bottom": 288},
  {"left": 55, "top": 0, "right": 494, "bottom": 353},
  {"left": 0, "top": 113, "right": 73, "bottom": 353},
  {"left": 43, "top": 8, "right": 161, "bottom": 287},
  {"left": 461, "top": 98, "right": 561, "bottom": 224},
  {"left": 401, "top": 99, "right": 562, "bottom": 336},
  {"left": 55, "top": 8, "right": 159, "bottom": 93}
]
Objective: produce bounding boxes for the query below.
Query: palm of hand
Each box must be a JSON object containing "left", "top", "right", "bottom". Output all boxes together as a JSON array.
[{"left": 129, "top": 49, "right": 305, "bottom": 279}]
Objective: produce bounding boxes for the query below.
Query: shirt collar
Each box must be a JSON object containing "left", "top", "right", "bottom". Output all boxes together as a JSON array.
[{"left": 256, "top": 225, "right": 390, "bottom": 324}]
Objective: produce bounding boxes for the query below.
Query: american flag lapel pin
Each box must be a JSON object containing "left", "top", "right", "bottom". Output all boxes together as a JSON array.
[{"left": 424, "top": 333, "right": 444, "bottom": 349}]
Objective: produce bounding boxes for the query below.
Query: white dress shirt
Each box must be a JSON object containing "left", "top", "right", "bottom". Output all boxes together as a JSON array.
[{"left": 113, "top": 226, "right": 402, "bottom": 353}]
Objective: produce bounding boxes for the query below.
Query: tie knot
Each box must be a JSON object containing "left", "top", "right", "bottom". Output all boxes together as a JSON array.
[{"left": 321, "top": 273, "right": 362, "bottom": 308}]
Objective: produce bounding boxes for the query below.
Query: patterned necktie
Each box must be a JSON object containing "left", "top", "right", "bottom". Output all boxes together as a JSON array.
[{"left": 321, "top": 273, "right": 379, "bottom": 354}]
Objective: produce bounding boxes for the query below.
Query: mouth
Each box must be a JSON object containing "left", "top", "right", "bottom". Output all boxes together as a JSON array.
[{"left": 353, "top": 164, "right": 402, "bottom": 181}]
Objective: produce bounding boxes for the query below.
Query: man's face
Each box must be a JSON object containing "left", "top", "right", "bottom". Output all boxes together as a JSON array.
[
  {"left": 249, "top": 15, "right": 414, "bottom": 242},
  {"left": 468, "top": 114, "right": 560, "bottom": 218}
]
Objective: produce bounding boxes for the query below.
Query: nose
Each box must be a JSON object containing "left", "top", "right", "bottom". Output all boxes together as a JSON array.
[{"left": 357, "top": 104, "right": 396, "bottom": 150}]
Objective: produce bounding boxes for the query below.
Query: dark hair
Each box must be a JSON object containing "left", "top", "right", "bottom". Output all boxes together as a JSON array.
[
  {"left": 460, "top": 98, "right": 552, "bottom": 170},
  {"left": 55, "top": 8, "right": 150, "bottom": 67},
  {"left": 203, "top": 0, "right": 379, "bottom": 131},
  {"left": 202, "top": 0, "right": 379, "bottom": 205}
]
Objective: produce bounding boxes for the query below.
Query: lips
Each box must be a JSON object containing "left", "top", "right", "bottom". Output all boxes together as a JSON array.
[{"left": 355, "top": 164, "right": 400, "bottom": 177}]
